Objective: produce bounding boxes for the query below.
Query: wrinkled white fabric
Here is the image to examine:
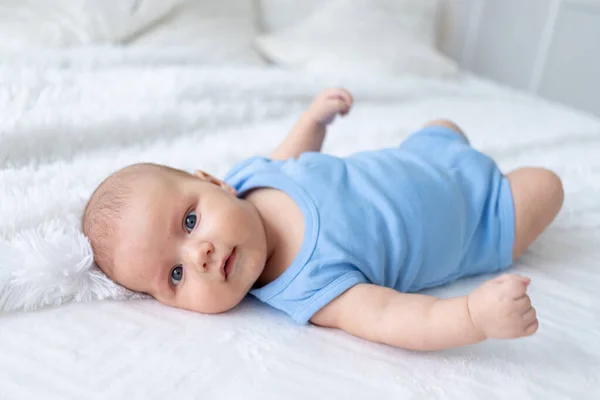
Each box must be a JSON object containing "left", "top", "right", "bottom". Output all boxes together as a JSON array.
[{"left": 1, "top": 52, "right": 599, "bottom": 399}]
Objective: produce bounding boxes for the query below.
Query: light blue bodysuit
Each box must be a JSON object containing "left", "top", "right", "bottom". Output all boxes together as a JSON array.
[{"left": 224, "top": 125, "right": 515, "bottom": 324}]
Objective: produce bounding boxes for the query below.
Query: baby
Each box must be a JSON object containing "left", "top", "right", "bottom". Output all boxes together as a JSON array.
[{"left": 83, "top": 88, "right": 564, "bottom": 351}]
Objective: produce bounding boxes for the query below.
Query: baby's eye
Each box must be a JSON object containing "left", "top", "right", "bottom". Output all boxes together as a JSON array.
[
  {"left": 184, "top": 210, "right": 197, "bottom": 233},
  {"left": 170, "top": 265, "right": 183, "bottom": 286}
]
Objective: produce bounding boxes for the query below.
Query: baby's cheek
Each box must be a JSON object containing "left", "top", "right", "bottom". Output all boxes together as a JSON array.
[{"left": 181, "top": 281, "right": 238, "bottom": 314}]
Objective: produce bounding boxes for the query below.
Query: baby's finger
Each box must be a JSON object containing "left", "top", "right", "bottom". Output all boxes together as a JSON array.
[
  {"left": 327, "top": 88, "right": 352, "bottom": 106},
  {"left": 337, "top": 88, "right": 353, "bottom": 106},
  {"left": 340, "top": 106, "right": 351, "bottom": 116},
  {"left": 515, "top": 295, "right": 532, "bottom": 310},
  {"left": 524, "top": 319, "right": 539, "bottom": 336},
  {"left": 498, "top": 278, "right": 526, "bottom": 298},
  {"left": 522, "top": 307, "right": 537, "bottom": 322},
  {"left": 328, "top": 98, "right": 350, "bottom": 114}
]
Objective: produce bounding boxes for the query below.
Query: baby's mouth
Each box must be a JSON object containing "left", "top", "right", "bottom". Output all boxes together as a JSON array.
[{"left": 222, "top": 247, "right": 236, "bottom": 280}]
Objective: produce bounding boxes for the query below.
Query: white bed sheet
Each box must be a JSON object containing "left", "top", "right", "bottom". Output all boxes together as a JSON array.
[{"left": 1, "top": 55, "right": 600, "bottom": 399}]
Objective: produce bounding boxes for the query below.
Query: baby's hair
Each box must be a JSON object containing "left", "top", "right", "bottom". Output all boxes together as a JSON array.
[{"left": 82, "top": 163, "right": 190, "bottom": 278}]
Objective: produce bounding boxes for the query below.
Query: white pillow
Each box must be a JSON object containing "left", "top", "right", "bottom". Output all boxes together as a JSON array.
[
  {"left": 256, "top": 0, "right": 459, "bottom": 78},
  {"left": 257, "top": 0, "right": 324, "bottom": 33},
  {"left": 128, "top": 0, "right": 267, "bottom": 66},
  {"left": 0, "top": 0, "right": 185, "bottom": 50},
  {"left": 257, "top": 0, "right": 441, "bottom": 48}
]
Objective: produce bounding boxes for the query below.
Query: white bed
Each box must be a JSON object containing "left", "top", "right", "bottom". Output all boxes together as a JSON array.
[{"left": 1, "top": 1, "right": 600, "bottom": 399}]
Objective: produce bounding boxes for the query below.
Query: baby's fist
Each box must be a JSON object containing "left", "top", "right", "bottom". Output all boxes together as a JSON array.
[
  {"left": 468, "top": 274, "right": 539, "bottom": 339},
  {"left": 306, "top": 88, "right": 353, "bottom": 126}
]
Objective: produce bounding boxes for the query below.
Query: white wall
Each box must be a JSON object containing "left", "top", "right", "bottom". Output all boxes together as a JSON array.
[{"left": 440, "top": 0, "right": 600, "bottom": 117}]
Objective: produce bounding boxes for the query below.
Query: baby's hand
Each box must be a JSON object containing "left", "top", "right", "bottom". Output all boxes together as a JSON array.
[
  {"left": 468, "top": 274, "right": 539, "bottom": 339},
  {"left": 306, "top": 88, "right": 353, "bottom": 126}
]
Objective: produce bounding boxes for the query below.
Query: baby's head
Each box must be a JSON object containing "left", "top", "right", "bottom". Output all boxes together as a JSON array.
[{"left": 82, "top": 163, "right": 268, "bottom": 314}]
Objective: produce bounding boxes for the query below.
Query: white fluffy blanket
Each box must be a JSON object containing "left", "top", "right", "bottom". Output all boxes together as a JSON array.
[{"left": 1, "top": 50, "right": 600, "bottom": 399}]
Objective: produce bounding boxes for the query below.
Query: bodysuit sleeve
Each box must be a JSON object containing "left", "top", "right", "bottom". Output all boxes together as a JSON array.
[{"left": 224, "top": 156, "right": 282, "bottom": 190}]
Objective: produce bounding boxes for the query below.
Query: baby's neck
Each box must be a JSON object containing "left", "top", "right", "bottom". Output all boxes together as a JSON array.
[{"left": 244, "top": 188, "right": 305, "bottom": 288}]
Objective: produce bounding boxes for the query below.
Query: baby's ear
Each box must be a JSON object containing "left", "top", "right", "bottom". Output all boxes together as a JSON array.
[
  {"left": 193, "top": 170, "right": 211, "bottom": 181},
  {"left": 194, "top": 170, "right": 237, "bottom": 195}
]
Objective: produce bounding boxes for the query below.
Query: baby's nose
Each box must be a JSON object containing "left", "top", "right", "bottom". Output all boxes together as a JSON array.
[{"left": 184, "top": 241, "right": 215, "bottom": 272}]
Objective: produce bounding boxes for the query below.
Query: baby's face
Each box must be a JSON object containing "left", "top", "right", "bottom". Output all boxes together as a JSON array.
[{"left": 112, "top": 169, "right": 268, "bottom": 314}]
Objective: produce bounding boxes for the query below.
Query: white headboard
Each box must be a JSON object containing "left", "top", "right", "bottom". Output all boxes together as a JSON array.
[{"left": 440, "top": 0, "right": 600, "bottom": 117}]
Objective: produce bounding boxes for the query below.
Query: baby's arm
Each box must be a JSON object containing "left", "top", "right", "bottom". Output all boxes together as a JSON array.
[
  {"left": 270, "top": 88, "right": 353, "bottom": 160},
  {"left": 310, "top": 274, "right": 538, "bottom": 351}
]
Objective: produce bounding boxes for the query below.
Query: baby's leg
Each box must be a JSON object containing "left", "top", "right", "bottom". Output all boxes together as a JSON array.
[{"left": 507, "top": 168, "right": 564, "bottom": 260}]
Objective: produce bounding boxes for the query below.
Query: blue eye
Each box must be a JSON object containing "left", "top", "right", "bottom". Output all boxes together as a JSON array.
[
  {"left": 184, "top": 210, "right": 197, "bottom": 233},
  {"left": 171, "top": 265, "right": 183, "bottom": 286}
]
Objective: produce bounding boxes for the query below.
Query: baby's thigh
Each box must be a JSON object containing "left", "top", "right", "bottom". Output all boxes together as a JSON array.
[{"left": 507, "top": 167, "right": 564, "bottom": 260}]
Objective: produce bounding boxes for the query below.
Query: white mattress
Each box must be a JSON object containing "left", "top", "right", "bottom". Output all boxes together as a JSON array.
[{"left": 1, "top": 53, "right": 600, "bottom": 399}]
